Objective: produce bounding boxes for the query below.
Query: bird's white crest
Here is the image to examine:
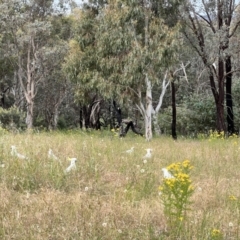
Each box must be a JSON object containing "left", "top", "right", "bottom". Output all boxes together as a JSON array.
[
  {"left": 125, "top": 147, "right": 134, "bottom": 153},
  {"left": 11, "top": 145, "right": 27, "bottom": 159},
  {"left": 162, "top": 168, "right": 174, "bottom": 179},
  {"left": 65, "top": 158, "right": 77, "bottom": 173},
  {"left": 143, "top": 148, "right": 152, "bottom": 159},
  {"left": 48, "top": 149, "right": 58, "bottom": 160}
]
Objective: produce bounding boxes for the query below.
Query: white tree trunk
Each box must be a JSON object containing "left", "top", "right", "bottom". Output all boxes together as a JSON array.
[
  {"left": 26, "top": 101, "right": 33, "bottom": 129},
  {"left": 152, "top": 71, "right": 170, "bottom": 136},
  {"left": 18, "top": 38, "right": 37, "bottom": 130},
  {"left": 145, "top": 74, "right": 152, "bottom": 141}
]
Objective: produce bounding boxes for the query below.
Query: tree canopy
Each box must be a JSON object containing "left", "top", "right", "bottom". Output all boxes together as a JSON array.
[{"left": 0, "top": 0, "right": 240, "bottom": 137}]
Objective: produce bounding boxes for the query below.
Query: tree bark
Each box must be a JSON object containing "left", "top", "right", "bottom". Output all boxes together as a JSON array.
[
  {"left": 89, "top": 99, "right": 101, "bottom": 130},
  {"left": 171, "top": 81, "right": 177, "bottom": 140},
  {"left": 26, "top": 101, "right": 33, "bottom": 129},
  {"left": 216, "top": 59, "right": 226, "bottom": 132},
  {"left": 183, "top": 3, "right": 231, "bottom": 133},
  {"left": 79, "top": 104, "right": 83, "bottom": 129},
  {"left": 152, "top": 110, "right": 161, "bottom": 135},
  {"left": 225, "top": 56, "right": 234, "bottom": 134},
  {"left": 145, "top": 74, "right": 153, "bottom": 141},
  {"left": 47, "top": 109, "right": 59, "bottom": 131},
  {"left": 82, "top": 105, "right": 89, "bottom": 129},
  {"left": 152, "top": 71, "right": 170, "bottom": 136},
  {"left": 113, "top": 100, "right": 122, "bottom": 128},
  {"left": 79, "top": 97, "right": 102, "bottom": 130},
  {"left": 17, "top": 39, "right": 36, "bottom": 130}
]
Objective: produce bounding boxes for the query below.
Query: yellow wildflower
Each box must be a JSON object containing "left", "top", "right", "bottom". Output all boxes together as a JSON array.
[
  {"left": 229, "top": 195, "right": 237, "bottom": 201},
  {"left": 211, "top": 228, "right": 222, "bottom": 238},
  {"left": 182, "top": 159, "right": 190, "bottom": 168}
]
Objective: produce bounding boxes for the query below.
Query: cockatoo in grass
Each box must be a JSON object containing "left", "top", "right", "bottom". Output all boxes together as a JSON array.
[
  {"left": 48, "top": 149, "right": 58, "bottom": 160},
  {"left": 162, "top": 168, "right": 174, "bottom": 179},
  {"left": 143, "top": 148, "right": 152, "bottom": 159},
  {"left": 11, "top": 145, "right": 27, "bottom": 159},
  {"left": 125, "top": 147, "right": 134, "bottom": 154},
  {"left": 65, "top": 158, "right": 77, "bottom": 173}
]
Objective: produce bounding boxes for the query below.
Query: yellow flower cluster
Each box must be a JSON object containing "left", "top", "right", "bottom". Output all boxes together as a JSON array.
[
  {"left": 229, "top": 133, "right": 238, "bottom": 139},
  {"left": 176, "top": 173, "right": 191, "bottom": 183},
  {"left": 211, "top": 228, "right": 223, "bottom": 239},
  {"left": 208, "top": 130, "right": 225, "bottom": 140},
  {"left": 229, "top": 195, "right": 237, "bottom": 201},
  {"left": 159, "top": 160, "right": 194, "bottom": 227},
  {"left": 164, "top": 160, "right": 193, "bottom": 190},
  {"left": 164, "top": 178, "right": 176, "bottom": 189},
  {"left": 167, "top": 160, "right": 193, "bottom": 172},
  {"left": 163, "top": 160, "right": 193, "bottom": 189}
]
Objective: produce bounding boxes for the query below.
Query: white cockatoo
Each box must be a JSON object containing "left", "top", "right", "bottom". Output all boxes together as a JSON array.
[
  {"left": 162, "top": 168, "right": 174, "bottom": 179},
  {"left": 11, "top": 145, "right": 27, "bottom": 159},
  {"left": 48, "top": 149, "right": 58, "bottom": 160},
  {"left": 143, "top": 148, "right": 152, "bottom": 159},
  {"left": 65, "top": 158, "right": 77, "bottom": 173},
  {"left": 125, "top": 147, "right": 134, "bottom": 154}
]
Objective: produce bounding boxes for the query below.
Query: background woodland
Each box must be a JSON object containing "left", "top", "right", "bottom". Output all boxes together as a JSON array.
[{"left": 1, "top": 0, "right": 240, "bottom": 140}]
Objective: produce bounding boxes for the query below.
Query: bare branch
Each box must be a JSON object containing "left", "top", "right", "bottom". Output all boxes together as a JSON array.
[{"left": 155, "top": 71, "right": 170, "bottom": 113}]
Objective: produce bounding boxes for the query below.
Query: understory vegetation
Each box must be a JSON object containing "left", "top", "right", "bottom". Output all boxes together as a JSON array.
[{"left": 0, "top": 130, "right": 239, "bottom": 239}]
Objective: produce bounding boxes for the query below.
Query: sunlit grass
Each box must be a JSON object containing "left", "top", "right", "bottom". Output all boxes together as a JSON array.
[{"left": 0, "top": 130, "right": 239, "bottom": 239}]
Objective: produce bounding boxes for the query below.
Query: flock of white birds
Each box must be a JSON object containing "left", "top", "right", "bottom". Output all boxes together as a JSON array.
[
  {"left": 125, "top": 147, "right": 173, "bottom": 178},
  {"left": 10, "top": 145, "right": 172, "bottom": 178},
  {"left": 10, "top": 145, "right": 77, "bottom": 174},
  {"left": 125, "top": 147, "right": 153, "bottom": 159}
]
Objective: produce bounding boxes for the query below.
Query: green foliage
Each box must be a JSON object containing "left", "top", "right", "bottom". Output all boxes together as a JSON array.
[
  {"left": 64, "top": 2, "right": 180, "bottom": 106},
  {"left": 57, "top": 115, "right": 67, "bottom": 129},
  {"left": 6, "top": 157, "right": 67, "bottom": 193},
  {"left": 0, "top": 107, "right": 25, "bottom": 130},
  {"left": 159, "top": 94, "right": 216, "bottom": 135},
  {"left": 95, "top": 1, "right": 179, "bottom": 99}
]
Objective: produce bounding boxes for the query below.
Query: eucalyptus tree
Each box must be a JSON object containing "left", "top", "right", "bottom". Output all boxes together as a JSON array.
[
  {"left": 64, "top": 8, "right": 104, "bottom": 129},
  {"left": 0, "top": 0, "right": 72, "bottom": 129},
  {"left": 95, "top": 0, "right": 179, "bottom": 140},
  {"left": 65, "top": 0, "right": 179, "bottom": 139},
  {"left": 34, "top": 15, "right": 72, "bottom": 130},
  {"left": 180, "top": 0, "right": 240, "bottom": 133},
  {"left": 35, "top": 43, "right": 69, "bottom": 130},
  {"left": 0, "top": 0, "right": 53, "bottom": 129}
]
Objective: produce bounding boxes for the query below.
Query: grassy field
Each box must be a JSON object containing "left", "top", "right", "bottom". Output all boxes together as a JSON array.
[{"left": 0, "top": 130, "right": 239, "bottom": 239}]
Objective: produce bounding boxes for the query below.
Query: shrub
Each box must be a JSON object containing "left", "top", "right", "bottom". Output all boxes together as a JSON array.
[
  {"left": 0, "top": 107, "right": 25, "bottom": 130},
  {"left": 159, "top": 94, "right": 216, "bottom": 136},
  {"left": 159, "top": 160, "right": 194, "bottom": 231}
]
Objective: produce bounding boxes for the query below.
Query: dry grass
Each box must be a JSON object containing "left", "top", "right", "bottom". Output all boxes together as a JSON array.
[{"left": 0, "top": 130, "right": 240, "bottom": 239}]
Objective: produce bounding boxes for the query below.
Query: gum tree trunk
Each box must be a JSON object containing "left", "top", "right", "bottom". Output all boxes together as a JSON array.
[
  {"left": 171, "top": 81, "right": 177, "bottom": 140},
  {"left": 152, "top": 71, "right": 170, "bottom": 136},
  {"left": 145, "top": 74, "right": 152, "bottom": 141},
  {"left": 225, "top": 56, "right": 234, "bottom": 134}
]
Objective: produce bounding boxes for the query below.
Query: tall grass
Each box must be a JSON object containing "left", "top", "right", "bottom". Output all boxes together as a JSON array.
[{"left": 0, "top": 130, "right": 239, "bottom": 239}]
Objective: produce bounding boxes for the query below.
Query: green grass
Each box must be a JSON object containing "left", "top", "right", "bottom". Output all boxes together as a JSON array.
[{"left": 0, "top": 130, "right": 239, "bottom": 239}]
